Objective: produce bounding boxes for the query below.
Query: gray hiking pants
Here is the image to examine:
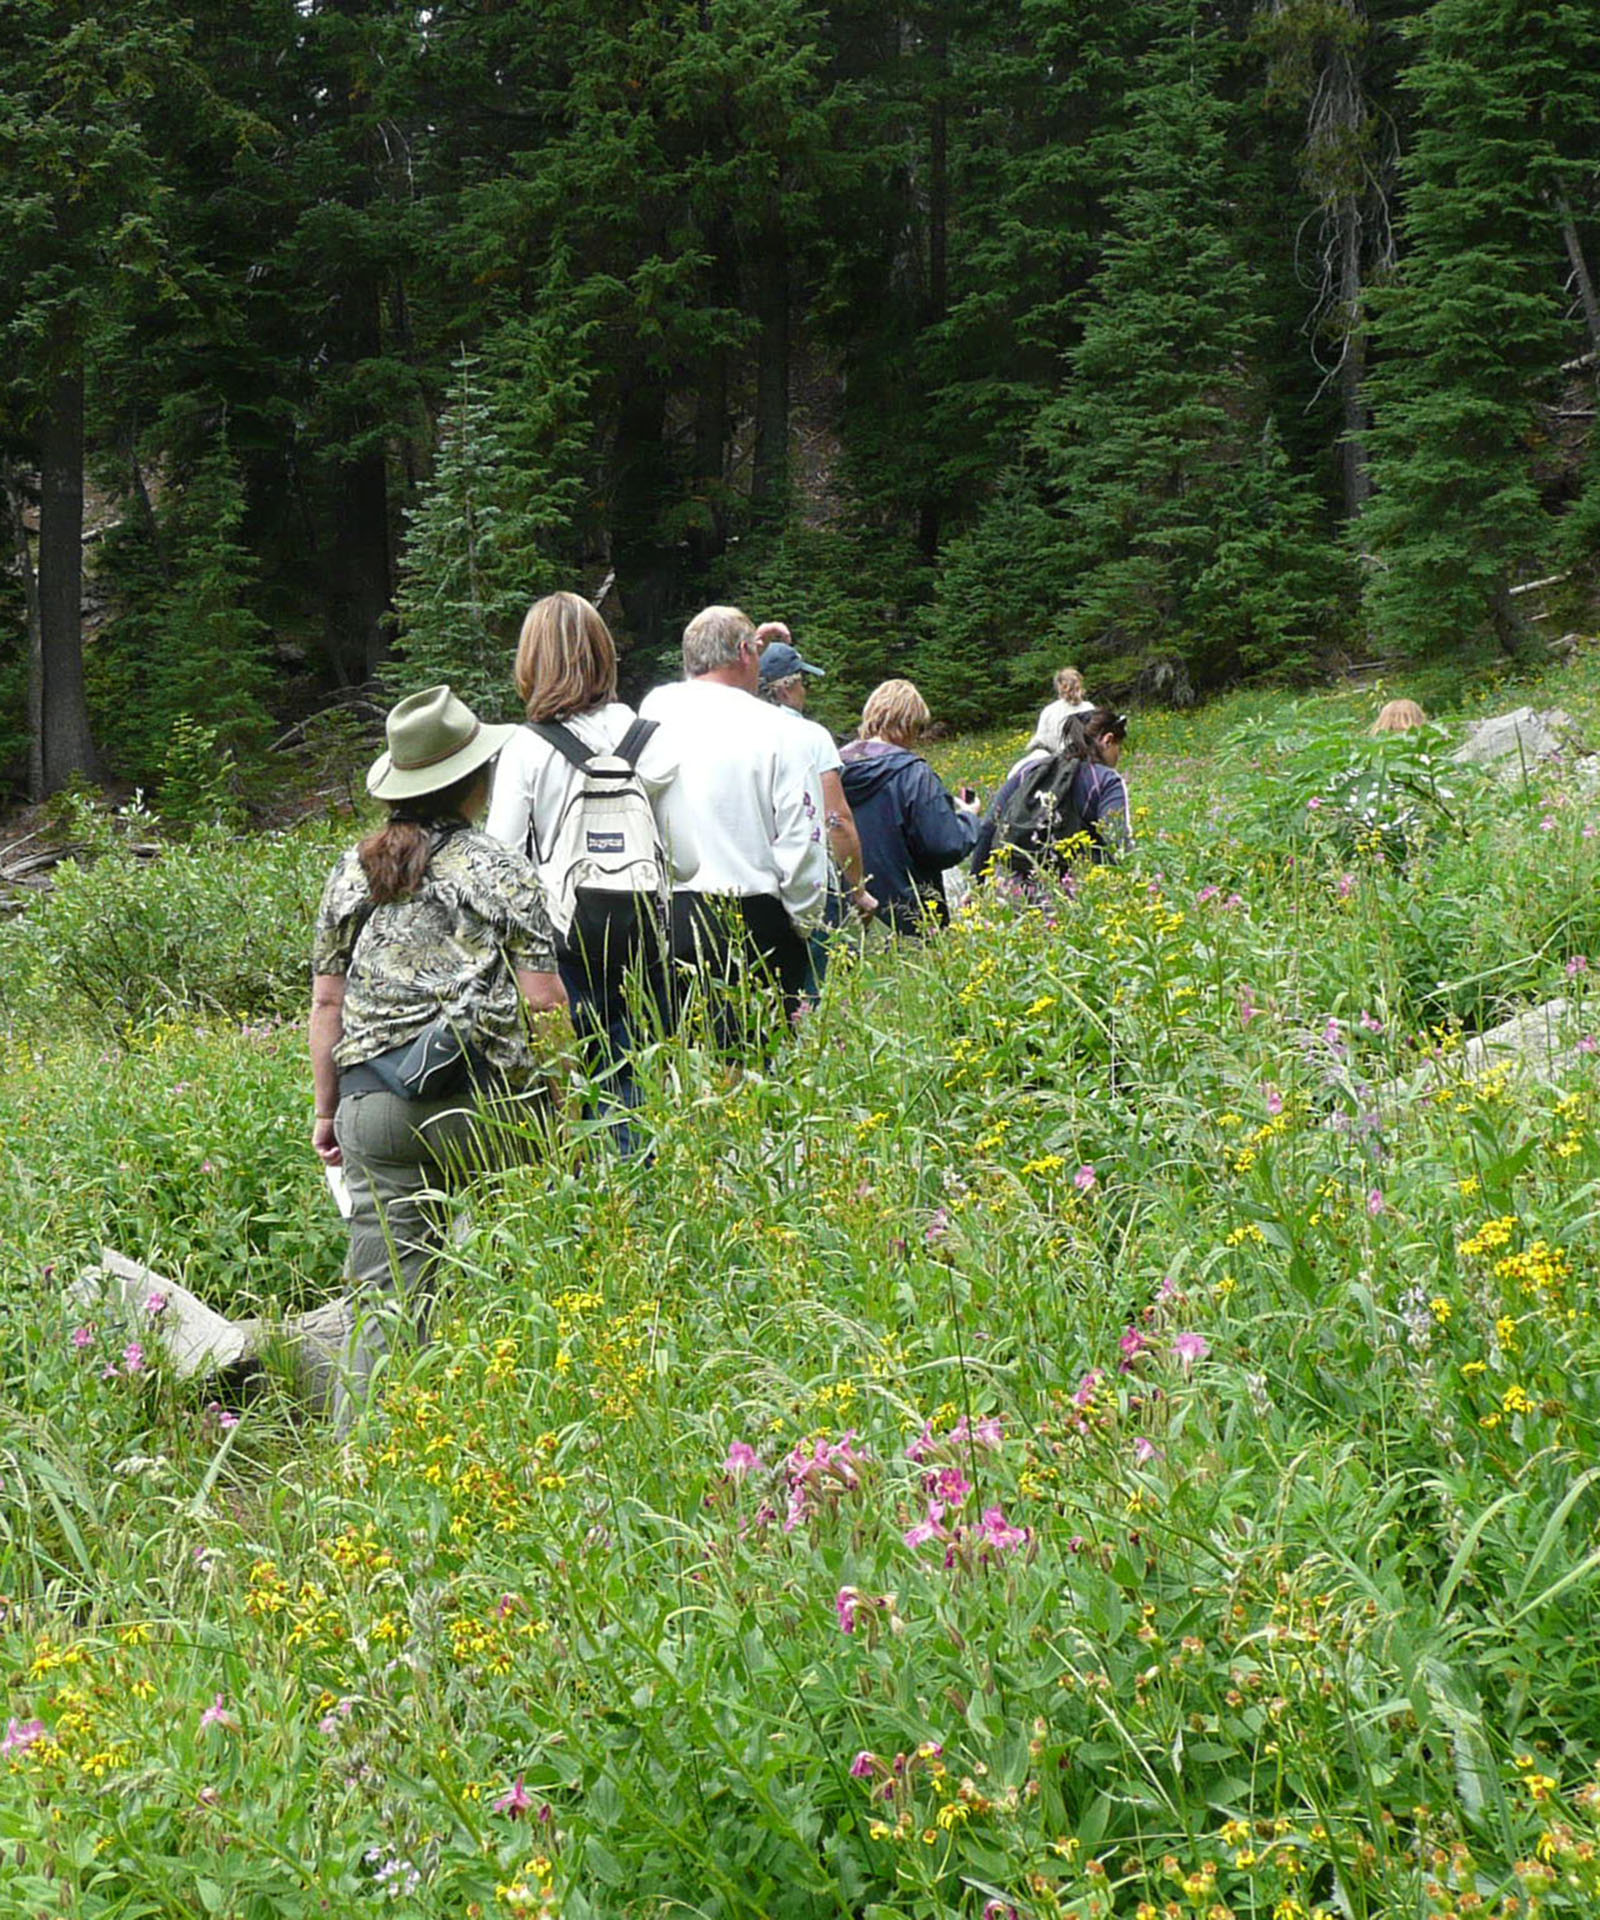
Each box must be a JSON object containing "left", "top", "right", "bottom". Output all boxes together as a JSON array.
[{"left": 331, "top": 1085, "right": 542, "bottom": 1432}]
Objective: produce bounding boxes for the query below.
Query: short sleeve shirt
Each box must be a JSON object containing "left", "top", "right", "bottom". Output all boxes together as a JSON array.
[{"left": 312, "top": 828, "right": 558, "bottom": 1075}]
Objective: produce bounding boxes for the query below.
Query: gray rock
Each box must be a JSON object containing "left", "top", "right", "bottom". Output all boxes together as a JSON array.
[
  {"left": 1450, "top": 706, "right": 1585, "bottom": 776},
  {"left": 1368, "top": 995, "right": 1594, "bottom": 1112}
]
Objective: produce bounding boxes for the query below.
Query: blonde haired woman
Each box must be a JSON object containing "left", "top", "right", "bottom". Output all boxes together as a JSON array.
[
  {"left": 839, "top": 679, "right": 977, "bottom": 933},
  {"left": 487, "top": 591, "right": 690, "bottom": 1149},
  {"left": 1035, "top": 665, "right": 1095, "bottom": 752},
  {"left": 1372, "top": 698, "right": 1428, "bottom": 734}
]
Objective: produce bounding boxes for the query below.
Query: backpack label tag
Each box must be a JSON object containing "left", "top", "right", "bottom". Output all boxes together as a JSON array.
[{"left": 586, "top": 830, "right": 625, "bottom": 854}]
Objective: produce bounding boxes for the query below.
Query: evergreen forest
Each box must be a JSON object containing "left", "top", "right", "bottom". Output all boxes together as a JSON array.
[{"left": 3, "top": 0, "right": 1599, "bottom": 799}]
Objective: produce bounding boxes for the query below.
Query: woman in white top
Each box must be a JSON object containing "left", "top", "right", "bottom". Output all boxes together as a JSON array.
[
  {"left": 487, "top": 591, "right": 691, "bottom": 1148},
  {"left": 1034, "top": 665, "right": 1096, "bottom": 754}
]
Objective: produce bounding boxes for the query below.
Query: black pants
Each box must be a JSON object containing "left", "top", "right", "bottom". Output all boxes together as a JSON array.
[{"left": 669, "top": 891, "right": 810, "bottom": 1052}]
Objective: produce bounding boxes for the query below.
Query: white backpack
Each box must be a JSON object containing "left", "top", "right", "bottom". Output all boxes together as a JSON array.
[{"left": 526, "top": 718, "right": 671, "bottom": 961}]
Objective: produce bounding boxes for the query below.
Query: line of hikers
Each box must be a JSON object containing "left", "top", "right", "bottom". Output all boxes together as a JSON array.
[{"left": 307, "top": 599, "right": 1132, "bottom": 1426}]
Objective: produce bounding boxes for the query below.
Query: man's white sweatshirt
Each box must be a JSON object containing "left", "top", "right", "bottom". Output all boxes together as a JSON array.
[{"left": 639, "top": 678, "right": 828, "bottom": 931}]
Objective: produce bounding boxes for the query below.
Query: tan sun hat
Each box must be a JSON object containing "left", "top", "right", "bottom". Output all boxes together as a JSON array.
[{"left": 366, "top": 685, "right": 517, "bottom": 801}]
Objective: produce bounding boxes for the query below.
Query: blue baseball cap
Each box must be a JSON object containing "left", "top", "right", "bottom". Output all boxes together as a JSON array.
[{"left": 758, "top": 639, "right": 825, "bottom": 683}]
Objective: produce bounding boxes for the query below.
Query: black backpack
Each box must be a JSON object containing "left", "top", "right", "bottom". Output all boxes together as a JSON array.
[{"left": 992, "top": 754, "right": 1101, "bottom": 875}]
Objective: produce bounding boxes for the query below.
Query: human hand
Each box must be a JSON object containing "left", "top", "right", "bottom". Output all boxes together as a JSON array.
[
  {"left": 851, "top": 886, "right": 879, "bottom": 921},
  {"left": 313, "top": 1115, "right": 342, "bottom": 1166}
]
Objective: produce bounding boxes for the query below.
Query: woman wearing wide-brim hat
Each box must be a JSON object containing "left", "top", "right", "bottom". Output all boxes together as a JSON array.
[{"left": 309, "top": 685, "right": 570, "bottom": 1430}]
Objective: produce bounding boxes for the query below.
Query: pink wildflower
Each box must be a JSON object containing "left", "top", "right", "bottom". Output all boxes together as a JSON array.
[
  {"left": 1239, "top": 990, "right": 1262, "bottom": 1025},
  {"left": 924, "top": 1207, "right": 950, "bottom": 1244},
  {"left": 70, "top": 1325, "right": 94, "bottom": 1350},
  {"left": 905, "top": 1422, "right": 936, "bottom": 1462},
  {"left": 1074, "top": 1163, "right": 1097, "bottom": 1193},
  {"left": 1073, "top": 1368, "right": 1103, "bottom": 1409},
  {"left": 1360, "top": 1010, "right": 1385, "bottom": 1034},
  {"left": 1263, "top": 1084, "right": 1284, "bottom": 1115},
  {"left": 1567, "top": 955, "right": 1590, "bottom": 978},
  {"left": 198, "top": 1694, "right": 237, "bottom": 1733},
  {"left": 849, "top": 1750, "right": 876, "bottom": 1779},
  {"left": 836, "top": 1587, "right": 862, "bottom": 1633},
  {"left": 1, "top": 1718, "right": 46, "bottom": 1756},
  {"left": 1132, "top": 1436, "right": 1160, "bottom": 1465},
  {"left": 723, "top": 1441, "right": 760, "bottom": 1479},
  {"left": 493, "top": 1775, "right": 535, "bottom": 1818},
  {"left": 1367, "top": 1188, "right": 1386, "bottom": 1216},
  {"left": 1196, "top": 884, "right": 1219, "bottom": 904},
  {"left": 904, "top": 1502, "right": 948, "bottom": 1549},
  {"left": 977, "top": 1505, "right": 1029, "bottom": 1554},
  {"left": 122, "top": 1342, "right": 145, "bottom": 1375},
  {"left": 1580, "top": 1035, "right": 1599, "bottom": 1054},
  {"left": 1337, "top": 872, "right": 1355, "bottom": 899},
  {"left": 1541, "top": 816, "right": 1556, "bottom": 832},
  {"left": 144, "top": 1291, "right": 167, "bottom": 1315},
  {"left": 1172, "top": 1331, "right": 1210, "bottom": 1372},
  {"left": 931, "top": 1466, "right": 971, "bottom": 1507},
  {"left": 1119, "top": 1326, "right": 1147, "bottom": 1368}
]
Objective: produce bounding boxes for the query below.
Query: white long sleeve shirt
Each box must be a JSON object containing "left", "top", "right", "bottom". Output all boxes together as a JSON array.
[{"left": 638, "top": 678, "right": 828, "bottom": 931}]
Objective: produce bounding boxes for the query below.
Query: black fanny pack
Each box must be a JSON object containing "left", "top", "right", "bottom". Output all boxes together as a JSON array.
[{"left": 341, "top": 1018, "right": 503, "bottom": 1103}]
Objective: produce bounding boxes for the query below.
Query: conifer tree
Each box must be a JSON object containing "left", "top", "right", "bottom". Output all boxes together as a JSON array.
[
  {"left": 393, "top": 342, "right": 588, "bottom": 715},
  {"left": 1359, "top": 0, "right": 1600, "bottom": 656},
  {"left": 1025, "top": 2, "right": 1344, "bottom": 685}
]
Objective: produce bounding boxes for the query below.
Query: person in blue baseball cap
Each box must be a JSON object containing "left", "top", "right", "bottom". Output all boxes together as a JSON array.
[{"left": 756, "top": 623, "right": 873, "bottom": 985}]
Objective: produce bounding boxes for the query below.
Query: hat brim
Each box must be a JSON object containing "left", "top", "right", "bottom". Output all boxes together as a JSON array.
[
  {"left": 367, "top": 721, "right": 517, "bottom": 802},
  {"left": 796, "top": 660, "right": 825, "bottom": 676}
]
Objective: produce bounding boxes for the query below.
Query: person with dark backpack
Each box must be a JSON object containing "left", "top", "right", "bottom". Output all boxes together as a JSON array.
[
  {"left": 487, "top": 592, "right": 694, "bottom": 1150},
  {"left": 971, "top": 708, "right": 1133, "bottom": 881}
]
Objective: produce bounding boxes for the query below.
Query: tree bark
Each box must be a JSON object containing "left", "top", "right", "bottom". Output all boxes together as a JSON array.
[
  {"left": 918, "top": 16, "right": 950, "bottom": 559},
  {"left": 750, "top": 194, "right": 790, "bottom": 517},
  {"left": 323, "top": 270, "right": 394, "bottom": 682},
  {"left": 1336, "top": 192, "right": 1371, "bottom": 518},
  {"left": 36, "top": 363, "right": 99, "bottom": 795},
  {"left": 2, "top": 463, "right": 44, "bottom": 798},
  {"left": 1557, "top": 197, "right": 1600, "bottom": 359}
]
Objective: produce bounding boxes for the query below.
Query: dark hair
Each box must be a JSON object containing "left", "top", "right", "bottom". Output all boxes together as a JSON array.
[
  {"left": 357, "top": 767, "right": 486, "bottom": 905},
  {"left": 1061, "top": 707, "right": 1127, "bottom": 766}
]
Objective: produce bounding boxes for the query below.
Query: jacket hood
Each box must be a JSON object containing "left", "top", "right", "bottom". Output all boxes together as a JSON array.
[{"left": 839, "top": 739, "right": 921, "bottom": 802}]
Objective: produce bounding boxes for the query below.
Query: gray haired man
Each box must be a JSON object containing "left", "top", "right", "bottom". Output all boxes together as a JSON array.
[{"left": 641, "top": 606, "right": 828, "bottom": 1041}]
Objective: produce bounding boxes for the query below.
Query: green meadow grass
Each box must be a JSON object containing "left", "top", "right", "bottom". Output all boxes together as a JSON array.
[{"left": 4, "top": 668, "right": 1600, "bottom": 1918}]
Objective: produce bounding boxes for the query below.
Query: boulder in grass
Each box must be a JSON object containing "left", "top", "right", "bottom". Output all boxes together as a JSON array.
[
  {"left": 1367, "top": 995, "right": 1594, "bottom": 1112},
  {"left": 1450, "top": 706, "right": 1585, "bottom": 777}
]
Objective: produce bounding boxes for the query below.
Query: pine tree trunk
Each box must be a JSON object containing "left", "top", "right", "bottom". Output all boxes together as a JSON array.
[
  {"left": 1557, "top": 198, "right": 1600, "bottom": 358},
  {"left": 919, "top": 19, "right": 950, "bottom": 559},
  {"left": 36, "top": 363, "right": 98, "bottom": 795},
  {"left": 2, "top": 463, "right": 44, "bottom": 799},
  {"left": 325, "top": 272, "right": 394, "bottom": 681},
  {"left": 1337, "top": 195, "right": 1371, "bottom": 519},
  {"left": 751, "top": 198, "right": 790, "bottom": 516}
]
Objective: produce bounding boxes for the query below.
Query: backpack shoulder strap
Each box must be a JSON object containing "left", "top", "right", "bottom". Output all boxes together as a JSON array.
[
  {"left": 526, "top": 720, "right": 594, "bottom": 771},
  {"left": 614, "top": 716, "right": 658, "bottom": 767}
]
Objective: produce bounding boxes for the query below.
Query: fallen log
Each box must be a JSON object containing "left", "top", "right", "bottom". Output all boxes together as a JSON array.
[{"left": 70, "top": 1249, "right": 352, "bottom": 1413}]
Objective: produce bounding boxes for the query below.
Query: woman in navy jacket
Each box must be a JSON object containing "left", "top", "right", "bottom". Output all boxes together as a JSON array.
[{"left": 839, "top": 680, "right": 978, "bottom": 934}]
